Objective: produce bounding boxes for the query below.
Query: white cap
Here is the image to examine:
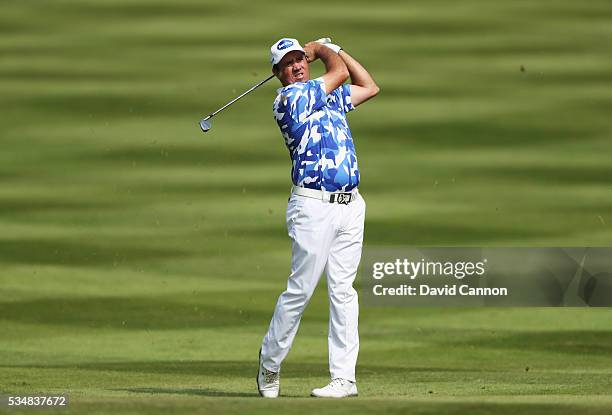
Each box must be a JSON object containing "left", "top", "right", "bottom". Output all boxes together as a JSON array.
[{"left": 270, "top": 38, "right": 305, "bottom": 66}]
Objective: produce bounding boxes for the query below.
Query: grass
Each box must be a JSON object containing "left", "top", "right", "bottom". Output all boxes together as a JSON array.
[{"left": 1, "top": 0, "right": 612, "bottom": 414}]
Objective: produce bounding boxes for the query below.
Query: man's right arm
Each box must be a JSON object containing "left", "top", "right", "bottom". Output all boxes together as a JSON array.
[
  {"left": 339, "top": 50, "right": 379, "bottom": 107},
  {"left": 304, "top": 42, "right": 349, "bottom": 94}
]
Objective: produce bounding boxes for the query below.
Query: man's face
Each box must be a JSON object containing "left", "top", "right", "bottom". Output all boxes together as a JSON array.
[{"left": 274, "top": 50, "right": 310, "bottom": 86}]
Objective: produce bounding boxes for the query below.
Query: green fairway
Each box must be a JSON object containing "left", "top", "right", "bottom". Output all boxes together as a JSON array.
[{"left": 2, "top": 0, "right": 612, "bottom": 414}]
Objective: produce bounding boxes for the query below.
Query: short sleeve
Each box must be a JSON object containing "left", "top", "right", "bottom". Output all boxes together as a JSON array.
[
  {"left": 274, "top": 78, "right": 328, "bottom": 125},
  {"left": 339, "top": 84, "right": 355, "bottom": 113}
]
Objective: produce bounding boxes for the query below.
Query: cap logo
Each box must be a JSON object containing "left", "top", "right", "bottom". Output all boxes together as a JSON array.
[{"left": 277, "top": 39, "right": 294, "bottom": 50}]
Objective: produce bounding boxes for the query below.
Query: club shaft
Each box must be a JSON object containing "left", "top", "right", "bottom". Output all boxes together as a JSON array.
[{"left": 205, "top": 74, "right": 275, "bottom": 120}]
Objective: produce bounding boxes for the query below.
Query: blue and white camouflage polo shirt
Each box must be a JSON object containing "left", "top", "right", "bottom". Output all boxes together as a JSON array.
[{"left": 273, "top": 78, "right": 359, "bottom": 192}]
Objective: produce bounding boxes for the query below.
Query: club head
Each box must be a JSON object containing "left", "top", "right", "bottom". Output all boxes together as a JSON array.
[{"left": 199, "top": 118, "right": 212, "bottom": 133}]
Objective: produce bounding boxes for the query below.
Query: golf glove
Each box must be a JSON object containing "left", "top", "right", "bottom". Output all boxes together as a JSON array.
[{"left": 314, "top": 37, "right": 342, "bottom": 54}]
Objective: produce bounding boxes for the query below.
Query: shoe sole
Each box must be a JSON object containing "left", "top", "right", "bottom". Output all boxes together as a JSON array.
[
  {"left": 256, "top": 348, "right": 263, "bottom": 397},
  {"left": 310, "top": 392, "right": 358, "bottom": 398}
]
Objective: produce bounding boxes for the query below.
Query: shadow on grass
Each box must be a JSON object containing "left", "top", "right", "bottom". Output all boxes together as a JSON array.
[
  {"left": 66, "top": 399, "right": 612, "bottom": 415},
  {"left": 356, "top": 119, "right": 593, "bottom": 149},
  {"left": 364, "top": 219, "right": 565, "bottom": 245},
  {"left": 3, "top": 359, "right": 495, "bottom": 379},
  {"left": 87, "top": 145, "right": 286, "bottom": 168},
  {"left": 361, "top": 326, "right": 612, "bottom": 358},
  {"left": 0, "top": 238, "right": 188, "bottom": 267},
  {"left": 0, "top": 293, "right": 278, "bottom": 329},
  {"left": 116, "top": 387, "right": 258, "bottom": 398},
  {"left": 0, "top": 198, "right": 118, "bottom": 215},
  {"left": 454, "top": 329, "right": 612, "bottom": 356}
]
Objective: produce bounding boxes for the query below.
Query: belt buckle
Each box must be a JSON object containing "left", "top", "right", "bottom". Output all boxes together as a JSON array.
[{"left": 332, "top": 192, "right": 352, "bottom": 205}]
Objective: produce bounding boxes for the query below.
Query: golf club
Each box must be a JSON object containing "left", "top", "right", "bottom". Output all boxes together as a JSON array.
[
  {"left": 199, "top": 74, "right": 275, "bottom": 133},
  {"left": 198, "top": 38, "right": 331, "bottom": 133}
]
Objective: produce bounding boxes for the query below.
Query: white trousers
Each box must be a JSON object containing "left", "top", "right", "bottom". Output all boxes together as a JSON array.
[{"left": 261, "top": 190, "right": 366, "bottom": 382}]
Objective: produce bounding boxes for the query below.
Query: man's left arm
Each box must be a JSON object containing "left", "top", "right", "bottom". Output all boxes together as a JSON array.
[{"left": 338, "top": 50, "right": 379, "bottom": 107}]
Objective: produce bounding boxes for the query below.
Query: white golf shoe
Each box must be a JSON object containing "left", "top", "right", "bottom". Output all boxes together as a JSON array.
[
  {"left": 311, "top": 378, "right": 358, "bottom": 398},
  {"left": 257, "top": 349, "right": 280, "bottom": 398}
]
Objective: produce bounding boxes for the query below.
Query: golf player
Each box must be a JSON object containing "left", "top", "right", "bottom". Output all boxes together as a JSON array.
[{"left": 257, "top": 37, "right": 379, "bottom": 398}]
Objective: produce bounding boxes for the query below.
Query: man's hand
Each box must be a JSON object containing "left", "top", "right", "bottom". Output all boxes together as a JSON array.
[
  {"left": 303, "top": 42, "right": 323, "bottom": 63},
  {"left": 304, "top": 41, "right": 348, "bottom": 94}
]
